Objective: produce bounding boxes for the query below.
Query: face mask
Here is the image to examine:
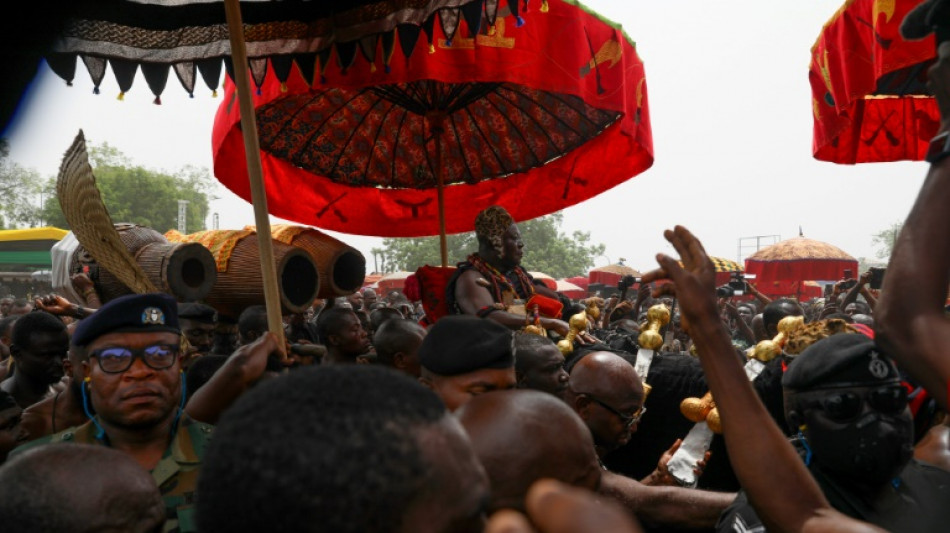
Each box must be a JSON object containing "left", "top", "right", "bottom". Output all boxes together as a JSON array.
[{"left": 800, "top": 386, "right": 914, "bottom": 486}]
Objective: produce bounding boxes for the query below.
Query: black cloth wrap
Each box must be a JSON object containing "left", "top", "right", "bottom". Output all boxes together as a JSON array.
[{"left": 418, "top": 315, "right": 513, "bottom": 375}]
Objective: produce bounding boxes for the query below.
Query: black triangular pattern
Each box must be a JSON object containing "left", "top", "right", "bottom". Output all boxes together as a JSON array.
[
  {"left": 271, "top": 56, "right": 295, "bottom": 84},
  {"left": 197, "top": 58, "right": 223, "bottom": 93},
  {"left": 421, "top": 14, "right": 437, "bottom": 47},
  {"left": 397, "top": 24, "right": 422, "bottom": 60},
  {"left": 507, "top": 0, "right": 523, "bottom": 26},
  {"left": 223, "top": 56, "right": 235, "bottom": 85},
  {"left": 173, "top": 62, "right": 197, "bottom": 97},
  {"left": 46, "top": 53, "right": 77, "bottom": 86},
  {"left": 336, "top": 41, "right": 358, "bottom": 73},
  {"left": 485, "top": 0, "right": 499, "bottom": 27},
  {"left": 381, "top": 30, "right": 396, "bottom": 72},
  {"left": 249, "top": 58, "right": 269, "bottom": 91},
  {"left": 110, "top": 58, "right": 138, "bottom": 93},
  {"left": 358, "top": 35, "right": 378, "bottom": 64},
  {"left": 439, "top": 8, "right": 461, "bottom": 44},
  {"left": 141, "top": 63, "right": 170, "bottom": 102},
  {"left": 461, "top": 1, "right": 483, "bottom": 38},
  {"left": 317, "top": 48, "right": 333, "bottom": 83},
  {"left": 81, "top": 55, "right": 107, "bottom": 92},
  {"left": 293, "top": 53, "right": 317, "bottom": 86}
]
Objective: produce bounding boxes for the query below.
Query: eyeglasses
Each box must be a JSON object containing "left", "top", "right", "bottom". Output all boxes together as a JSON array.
[
  {"left": 586, "top": 395, "right": 646, "bottom": 428},
  {"left": 90, "top": 344, "right": 180, "bottom": 374},
  {"left": 800, "top": 385, "right": 908, "bottom": 424}
]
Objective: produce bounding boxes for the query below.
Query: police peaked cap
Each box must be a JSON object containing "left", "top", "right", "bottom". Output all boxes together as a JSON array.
[{"left": 72, "top": 293, "right": 181, "bottom": 347}]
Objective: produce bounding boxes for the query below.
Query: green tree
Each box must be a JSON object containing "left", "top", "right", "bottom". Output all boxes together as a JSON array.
[
  {"left": 42, "top": 144, "right": 215, "bottom": 234},
  {"left": 0, "top": 140, "right": 47, "bottom": 228},
  {"left": 871, "top": 221, "right": 903, "bottom": 260},
  {"left": 380, "top": 212, "right": 605, "bottom": 278}
]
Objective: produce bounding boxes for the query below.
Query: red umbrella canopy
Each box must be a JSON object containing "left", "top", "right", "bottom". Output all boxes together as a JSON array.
[
  {"left": 213, "top": 0, "right": 653, "bottom": 237},
  {"left": 810, "top": 0, "right": 938, "bottom": 163},
  {"left": 744, "top": 236, "right": 857, "bottom": 297}
]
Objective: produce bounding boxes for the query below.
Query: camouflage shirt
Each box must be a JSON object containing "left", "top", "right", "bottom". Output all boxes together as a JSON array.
[{"left": 11, "top": 414, "right": 212, "bottom": 533}]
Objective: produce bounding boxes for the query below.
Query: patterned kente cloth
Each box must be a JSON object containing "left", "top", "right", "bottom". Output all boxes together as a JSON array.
[{"left": 166, "top": 229, "right": 254, "bottom": 273}]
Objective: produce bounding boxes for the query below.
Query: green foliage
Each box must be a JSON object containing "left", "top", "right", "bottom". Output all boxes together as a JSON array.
[
  {"left": 379, "top": 212, "right": 605, "bottom": 278},
  {"left": 41, "top": 144, "right": 215, "bottom": 234},
  {"left": 871, "top": 221, "right": 903, "bottom": 260},
  {"left": 0, "top": 140, "right": 48, "bottom": 228}
]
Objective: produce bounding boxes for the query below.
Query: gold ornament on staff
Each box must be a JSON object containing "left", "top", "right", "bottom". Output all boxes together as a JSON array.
[
  {"left": 638, "top": 304, "right": 670, "bottom": 350},
  {"left": 557, "top": 310, "right": 590, "bottom": 356},
  {"left": 636, "top": 304, "right": 670, "bottom": 401},
  {"left": 752, "top": 315, "right": 804, "bottom": 362}
]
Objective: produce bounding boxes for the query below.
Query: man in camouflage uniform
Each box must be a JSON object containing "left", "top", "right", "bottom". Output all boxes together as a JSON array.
[{"left": 11, "top": 292, "right": 211, "bottom": 533}]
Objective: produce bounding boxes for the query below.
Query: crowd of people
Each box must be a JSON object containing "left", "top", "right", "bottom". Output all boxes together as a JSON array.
[{"left": 4, "top": 6, "right": 950, "bottom": 533}]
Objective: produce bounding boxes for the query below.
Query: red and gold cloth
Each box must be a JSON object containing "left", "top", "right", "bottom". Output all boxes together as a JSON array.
[{"left": 811, "top": 0, "right": 938, "bottom": 163}]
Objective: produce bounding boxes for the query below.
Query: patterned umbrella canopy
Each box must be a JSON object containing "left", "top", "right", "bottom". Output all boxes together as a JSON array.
[
  {"left": 213, "top": 0, "right": 653, "bottom": 254},
  {"left": 19, "top": 0, "right": 491, "bottom": 340},
  {"left": 745, "top": 236, "right": 857, "bottom": 298},
  {"left": 810, "top": 0, "right": 938, "bottom": 163},
  {"left": 42, "top": 0, "right": 490, "bottom": 102}
]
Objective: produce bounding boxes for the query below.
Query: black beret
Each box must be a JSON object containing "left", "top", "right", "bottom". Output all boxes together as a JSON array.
[
  {"left": 782, "top": 333, "right": 900, "bottom": 391},
  {"left": 72, "top": 293, "right": 181, "bottom": 347},
  {"left": 419, "top": 315, "right": 513, "bottom": 376},
  {"left": 177, "top": 302, "right": 216, "bottom": 323}
]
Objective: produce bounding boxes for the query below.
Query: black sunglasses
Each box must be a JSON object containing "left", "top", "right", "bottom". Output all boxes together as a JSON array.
[
  {"left": 801, "top": 385, "right": 907, "bottom": 423},
  {"left": 585, "top": 395, "right": 646, "bottom": 428},
  {"left": 90, "top": 344, "right": 180, "bottom": 374}
]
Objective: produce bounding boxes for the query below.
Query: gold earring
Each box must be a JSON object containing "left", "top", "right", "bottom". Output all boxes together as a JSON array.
[{"left": 84, "top": 377, "right": 91, "bottom": 383}]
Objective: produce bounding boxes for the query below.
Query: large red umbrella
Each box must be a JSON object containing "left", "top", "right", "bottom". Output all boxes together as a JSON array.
[
  {"left": 810, "top": 0, "right": 938, "bottom": 163},
  {"left": 35, "top": 0, "right": 486, "bottom": 340},
  {"left": 212, "top": 0, "right": 654, "bottom": 266},
  {"left": 744, "top": 236, "right": 857, "bottom": 299}
]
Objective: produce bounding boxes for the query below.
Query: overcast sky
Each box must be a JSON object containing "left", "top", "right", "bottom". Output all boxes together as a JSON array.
[{"left": 4, "top": 0, "right": 927, "bottom": 275}]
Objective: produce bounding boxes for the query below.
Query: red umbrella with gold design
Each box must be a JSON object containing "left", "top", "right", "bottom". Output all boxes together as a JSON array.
[{"left": 810, "top": 0, "right": 939, "bottom": 163}]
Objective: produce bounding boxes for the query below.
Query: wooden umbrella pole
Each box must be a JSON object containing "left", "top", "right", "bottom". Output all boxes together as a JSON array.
[
  {"left": 224, "top": 0, "right": 286, "bottom": 347},
  {"left": 429, "top": 115, "right": 448, "bottom": 268},
  {"left": 436, "top": 136, "right": 447, "bottom": 268}
]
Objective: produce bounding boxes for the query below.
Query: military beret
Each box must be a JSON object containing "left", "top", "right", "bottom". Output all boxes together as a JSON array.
[
  {"left": 72, "top": 293, "right": 181, "bottom": 347},
  {"left": 177, "top": 302, "right": 216, "bottom": 323},
  {"left": 782, "top": 333, "right": 900, "bottom": 391},
  {"left": 419, "top": 315, "right": 514, "bottom": 376}
]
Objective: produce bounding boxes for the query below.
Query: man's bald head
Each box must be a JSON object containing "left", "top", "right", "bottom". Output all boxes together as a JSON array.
[
  {"left": 456, "top": 389, "right": 601, "bottom": 512},
  {"left": 569, "top": 351, "right": 643, "bottom": 401},
  {"left": 566, "top": 351, "right": 645, "bottom": 455},
  {"left": 0, "top": 444, "right": 165, "bottom": 532}
]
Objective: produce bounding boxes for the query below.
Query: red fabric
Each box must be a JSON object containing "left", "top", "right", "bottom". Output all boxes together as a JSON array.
[
  {"left": 744, "top": 259, "right": 857, "bottom": 298},
  {"left": 212, "top": 0, "right": 653, "bottom": 237},
  {"left": 414, "top": 265, "right": 457, "bottom": 323},
  {"left": 565, "top": 276, "right": 589, "bottom": 290},
  {"left": 525, "top": 294, "right": 563, "bottom": 319},
  {"left": 403, "top": 274, "right": 421, "bottom": 302},
  {"left": 851, "top": 323, "right": 874, "bottom": 339},
  {"left": 589, "top": 270, "right": 623, "bottom": 286},
  {"left": 811, "top": 0, "right": 938, "bottom": 163}
]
